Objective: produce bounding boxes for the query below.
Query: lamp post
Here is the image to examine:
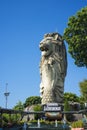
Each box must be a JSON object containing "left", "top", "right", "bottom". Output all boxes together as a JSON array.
[{"left": 4, "top": 83, "right": 10, "bottom": 108}]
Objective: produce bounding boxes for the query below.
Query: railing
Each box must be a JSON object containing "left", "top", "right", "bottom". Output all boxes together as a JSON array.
[{"left": 0, "top": 107, "right": 87, "bottom": 115}]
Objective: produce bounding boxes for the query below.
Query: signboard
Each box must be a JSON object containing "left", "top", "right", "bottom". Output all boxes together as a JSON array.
[{"left": 44, "top": 103, "right": 61, "bottom": 112}]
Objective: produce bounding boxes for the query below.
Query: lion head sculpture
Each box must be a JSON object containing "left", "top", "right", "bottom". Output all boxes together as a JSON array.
[{"left": 39, "top": 32, "right": 67, "bottom": 105}]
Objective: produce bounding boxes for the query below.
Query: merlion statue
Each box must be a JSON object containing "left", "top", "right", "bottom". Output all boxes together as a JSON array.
[{"left": 39, "top": 32, "right": 67, "bottom": 105}]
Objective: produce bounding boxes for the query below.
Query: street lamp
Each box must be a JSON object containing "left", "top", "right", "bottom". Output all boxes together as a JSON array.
[{"left": 4, "top": 83, "right": 10, "bottom": 108}]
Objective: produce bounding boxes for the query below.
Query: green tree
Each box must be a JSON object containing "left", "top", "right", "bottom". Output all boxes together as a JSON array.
[
  {"left": 33, "top": 104, "right": 43, "bottom": 120},
  {"left": 13, "top": 101, "right": 24, "bottom": 122},
  {"left": 63, "top": 7, "right": 87, "bottom": 67},
  {"left": 64, "top": 100, "right": 70, "bottom": 111},
  {"left": 13, "top": 101, "right": 24, "bottom": 111},
  {"left": 24, "top": 96, "right": 41, "bottom": 107},
  {"left": 64, "top": 92, "right": 79, "bottom": 102},
  {"left": 79, "top": 79, "right": 87, "bottom": 102},
  {"left": 64, "top": 100, "right": 73, "bottom": 121}
]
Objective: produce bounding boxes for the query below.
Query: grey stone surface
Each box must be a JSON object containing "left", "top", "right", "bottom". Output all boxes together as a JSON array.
[{"left": 39, "top": 33, "right": 67, "bottom": 105}]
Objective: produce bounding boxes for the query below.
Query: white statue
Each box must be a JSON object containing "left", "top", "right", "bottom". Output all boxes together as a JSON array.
[{"left": 39, "top": 33, "right": 67, "bottom": 104}]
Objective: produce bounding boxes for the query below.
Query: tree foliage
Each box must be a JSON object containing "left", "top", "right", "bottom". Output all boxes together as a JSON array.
[
  {"left": 64, "top": 100, "right": 73, "bottom": 121},
  {"left": 63, "top": 7, "right": 87, "bottom": 67},
  {"left": 64, "top": 92, "right": 79, "bottom": 102},
  {"left": 24, "top": 96, "right": 41, "bottom": 107},
  {"left": 13, "top": 101, "right": 24, "bottom": 121},
  {"left": 13, "top": 101, "right": 24, "bottom": 111},
  {"left": 64, "top": 99, "right": 70, "bottom": 111},
  {"left": 34, "top": 104, "right": 42, "bottom": 112},
  {"left": 79, "top": 79, "right": 87, "bottom": 102},
  {"left": 33, "top": 104, "right": 43, "bottom": 119}
]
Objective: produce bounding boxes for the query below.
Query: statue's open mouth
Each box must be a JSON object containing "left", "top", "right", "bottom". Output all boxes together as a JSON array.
[
  {"left": 39, "top": 43, "right": 51, "bottom": 56},
  {"left": 40, "top": 45, "right": 49, "bottom": 52}
]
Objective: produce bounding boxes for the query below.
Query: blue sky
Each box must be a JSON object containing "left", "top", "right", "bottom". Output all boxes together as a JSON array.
[{"left": 0, "top": 0, "right": 87, "bottom": 108}]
